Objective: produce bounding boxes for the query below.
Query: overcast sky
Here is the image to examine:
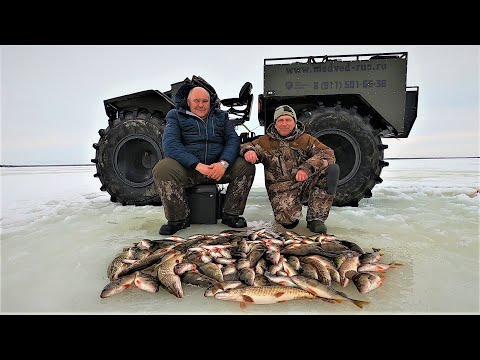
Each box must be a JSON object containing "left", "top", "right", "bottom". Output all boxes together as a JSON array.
[{"left": 1, "top": 45, "right": 478, "bottom": 165}]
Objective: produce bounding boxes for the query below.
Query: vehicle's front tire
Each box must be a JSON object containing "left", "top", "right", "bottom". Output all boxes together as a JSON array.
[{"left": 92, "top": 108, "right": 165, "bottom": 205}]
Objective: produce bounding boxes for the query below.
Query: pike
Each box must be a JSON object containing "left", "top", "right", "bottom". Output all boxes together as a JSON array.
[
  {"left": 290, "top": 275, "right": 369, "bottom": 309},
  {"left": 118, "top": 246, "right": 175, "bottom": 277},
  {"left": 107, "top": 248, "right": 136, "bottom": 281},
  {"left": 214, "top": 285, "right": 318, "bottom": 305},
  {"left": 157, "top": 252, "right": 185, "bottom": 298}
]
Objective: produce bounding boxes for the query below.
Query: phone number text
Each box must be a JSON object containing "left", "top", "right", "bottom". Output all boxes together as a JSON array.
[{"left": 314, "top": 80, "right": 387, "bottom": 90}]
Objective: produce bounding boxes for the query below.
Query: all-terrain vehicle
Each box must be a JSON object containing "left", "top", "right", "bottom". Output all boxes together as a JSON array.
[{"left": 92, "top": 51, "right": 419, "bottom": 208}]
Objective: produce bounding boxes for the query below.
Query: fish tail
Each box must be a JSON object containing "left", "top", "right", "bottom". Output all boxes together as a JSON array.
[{"left": 351, "top": 299, "right": 369, "bottom": 309}]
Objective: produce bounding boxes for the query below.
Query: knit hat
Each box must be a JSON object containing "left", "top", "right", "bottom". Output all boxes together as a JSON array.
[{"left": 274, "top": 105, "right": 297, "bottom": 122}]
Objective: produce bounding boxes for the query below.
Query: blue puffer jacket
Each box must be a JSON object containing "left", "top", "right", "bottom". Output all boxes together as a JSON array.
[{"left": 162, "top": 83, "right": 240, "bottom": 169}]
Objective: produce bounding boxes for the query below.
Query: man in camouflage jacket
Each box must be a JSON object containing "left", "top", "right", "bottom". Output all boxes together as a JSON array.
[{"left": 240, "top": 105, "right": 339, "bottom": 233}]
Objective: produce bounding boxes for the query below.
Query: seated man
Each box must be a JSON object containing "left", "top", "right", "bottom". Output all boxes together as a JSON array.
[
  {"left": 240, "top": 105, "right": 339, "bottom": 234},
  {"left": 152, "top": 82, "right": 255, "bottom": 235}
]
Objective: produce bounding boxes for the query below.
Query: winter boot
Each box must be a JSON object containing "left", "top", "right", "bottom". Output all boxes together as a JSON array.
[
  {"left": 281, "top": 219, "right": 299, "bottom": 229},
  {"left": 307, "top": 220, "right": 327, "bottom": 234},
  {"left": 221, "top": 214, "right": 247, "bottom": 228},
  {"left": 159, "top": 218, "right": 190, "bottom": 235}
]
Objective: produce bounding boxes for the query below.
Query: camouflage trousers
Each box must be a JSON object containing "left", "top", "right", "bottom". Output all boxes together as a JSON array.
[
  {"left": 267, "top": 171, "right": 335, "bottom": 225},
  {"left": 152, "top": 157, "right": 255, "bottom": 222}
]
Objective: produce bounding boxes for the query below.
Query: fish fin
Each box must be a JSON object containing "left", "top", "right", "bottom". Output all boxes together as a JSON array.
[
  {"left": 306, "top": 287, "right": 318, "bottom": 296},
  {"left": 240, "top": 302, "right": 248, "bottom": 309},
  {"left": 376, "top": 272, "right": 387, "bottom": 280},
  {"left": 242, "top": 295, "right": 255, "bottom": 303},
  {"left": 274, "top": 292, "right": 285, "bottom": 298},
  {"left": 372, "top": 247, "right": 382, "bottom": 252},
  {"left": 216, "top": 282, "right": 225, "bottom": 291},
  {"left": 318, "top": 297, "right": 336, "bottom": 304},
  {"left": 351, "top": 299, "right": 369, "bottom": 309},
  {"left": 390, "top": 261, "right": 403, "bottom": 266}
]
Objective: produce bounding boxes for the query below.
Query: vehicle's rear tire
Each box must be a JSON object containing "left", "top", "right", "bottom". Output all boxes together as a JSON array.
[
  {"left": 299, "top": 103, "right": 388, "bottom": 207},
  {"left": 92, "top": 108, "right": 165, "bottom": 206}
]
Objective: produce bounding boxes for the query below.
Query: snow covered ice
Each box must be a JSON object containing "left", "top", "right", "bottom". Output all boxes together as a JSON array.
[{"left": 1, "top": 159, "right": 479, "bottom": 314}]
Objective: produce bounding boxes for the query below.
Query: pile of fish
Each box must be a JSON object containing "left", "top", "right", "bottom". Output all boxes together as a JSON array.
[{"left": 101, "top": 228, "right": 401, "bottom": 308}]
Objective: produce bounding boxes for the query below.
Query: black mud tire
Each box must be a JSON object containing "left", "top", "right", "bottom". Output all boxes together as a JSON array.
[
  {"left": 92, "top": 109, "right": 166, "bottom": 206},
  {"left": 299, "top": 104, "right": 387, "bottom": 207}
]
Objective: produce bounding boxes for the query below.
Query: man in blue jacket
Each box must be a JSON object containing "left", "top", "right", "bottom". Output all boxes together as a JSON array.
[{"left": 152, "top": 84, "right": 256, "bottom": 235}]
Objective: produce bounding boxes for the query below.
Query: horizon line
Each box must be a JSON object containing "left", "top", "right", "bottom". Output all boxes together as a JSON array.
[{"left": 1, "top": 156, "right": 479, "bottom": 167}]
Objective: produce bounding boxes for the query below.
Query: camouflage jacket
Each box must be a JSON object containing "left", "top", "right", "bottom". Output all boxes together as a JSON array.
[{"left": 240, "top": 121, "right": 336, "bottom": 187}]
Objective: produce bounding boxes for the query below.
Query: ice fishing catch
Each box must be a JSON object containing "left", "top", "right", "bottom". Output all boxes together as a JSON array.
[{"left": 100, "top": 227, "right": 401, "bottom": 309}]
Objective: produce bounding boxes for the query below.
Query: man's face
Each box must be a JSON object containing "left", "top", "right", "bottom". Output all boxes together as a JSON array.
[
  {"left": 187, "top": 87, "right": 210, "bottom": 119},
  {"left": 275, "top": 115, "right": 296, "bottom": 137}
]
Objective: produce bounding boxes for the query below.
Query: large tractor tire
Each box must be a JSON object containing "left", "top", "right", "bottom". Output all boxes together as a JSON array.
[
  {"left": 92, "top": 108, "right": 166, "bottom": 206},
  {"left": 299, "top": 102, "right": 389, "bottom": 207}
]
